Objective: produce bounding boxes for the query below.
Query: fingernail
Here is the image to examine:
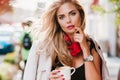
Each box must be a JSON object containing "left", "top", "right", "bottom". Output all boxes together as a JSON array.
[
  {"left": 76, "top": 31, "right": 79, "bottom": 33},
  {"left": 58, "top": 70, "right": 60, "bottom": 72},
  {"left": 62, "top": 78, "right": 65, "bottom": 80}
]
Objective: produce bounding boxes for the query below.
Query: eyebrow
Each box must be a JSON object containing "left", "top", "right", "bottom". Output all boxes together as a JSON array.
[
  {"left": 57, "top": 10, "right": 77, "bottom": 17},
  {"left": 69, "top": 10, "right": 76, "bottom": 14}
]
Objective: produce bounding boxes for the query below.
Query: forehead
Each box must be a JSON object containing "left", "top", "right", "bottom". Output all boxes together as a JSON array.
[{"left": 57, "top": 2, "right": 77, "bottom": 15}]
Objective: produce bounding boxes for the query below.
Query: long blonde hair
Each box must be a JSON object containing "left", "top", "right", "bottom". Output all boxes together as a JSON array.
[{"left": 37, "top": 0, "right": 86, "bottom": 66}]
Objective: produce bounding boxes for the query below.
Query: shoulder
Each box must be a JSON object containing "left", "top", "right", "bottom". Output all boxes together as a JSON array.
[
  {"left": 86, "top": 36, "right": 101, "bottom": 51},
  {"left": 86, "top": 37, "right": 100, "bottom": 53},
  {"left": 87, "top": 37, "right": 106, "bottom": 63},
  {"left": 86, "top": 36, "right": 110, "bottom": 79},
  {"left": 86, "top": 36, "right": 103, "bottom": 59},
  {"left": 32, "top": 39, "right": 46, "bottom": 54}
]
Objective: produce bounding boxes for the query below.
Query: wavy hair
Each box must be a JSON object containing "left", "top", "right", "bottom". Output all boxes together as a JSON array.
[{"left": 37, "top": 0, "right": 86, "bottom": 67}]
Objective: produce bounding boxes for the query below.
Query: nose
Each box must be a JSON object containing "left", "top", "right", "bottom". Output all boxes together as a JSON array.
[{"left": 66, "top": 16, "right": 71, "bottom": 24}]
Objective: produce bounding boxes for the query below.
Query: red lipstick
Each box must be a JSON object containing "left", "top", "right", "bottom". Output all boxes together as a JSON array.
[{"left": 67, "top": 25, "right": 74, "bottom": 29}]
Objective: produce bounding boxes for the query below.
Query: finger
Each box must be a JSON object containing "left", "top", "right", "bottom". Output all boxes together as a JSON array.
[
  {"left": 50, "top": 74, "right": 63, "bottom": 79},
  {"left": 51, "top": 70, "right": 60, "bottom": 75},
  {"left": 49, "top": 70, "right": 61, "bottom": 79},
  {"left": 74, "top": 33, "right": 82, "bottom": 36},
  {"left": 75, "top": 27, "right": 83, "bottom": 34},
  {"left": 49, "top": 75, "right": 60, "bottom": 79},
  {"left": 79, "top": 28, "right": 83, "bottom": 34},
  {"left": 74, "top": 27, "right": 79, "bottom": 33},
  {"left": 74, "top": 33, "right": 83, "bottom": 39},
  {"left": 49, "top": 72, "right": 64, "bottom": 80},
  {"left": 74, "top": 35, "right": 82, "bottom": 43},
  {"left": 74, "top": 38, "right": 82, "bottom": 43}
]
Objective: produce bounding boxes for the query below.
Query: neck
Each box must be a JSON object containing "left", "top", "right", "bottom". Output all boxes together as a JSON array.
[
  {"left": 67, "top": 33, "right": 74, "bottom": 42},
  {"left": 72, "top": 53, "right": 84, "bottom": 68}
]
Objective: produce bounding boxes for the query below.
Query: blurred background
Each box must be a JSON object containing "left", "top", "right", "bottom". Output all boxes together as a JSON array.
[{"left": 0, "top": 0, "right": 120, "bottom": 80}]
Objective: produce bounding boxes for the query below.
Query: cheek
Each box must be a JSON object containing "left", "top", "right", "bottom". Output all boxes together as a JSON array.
[
  {"left": 73, "top": 15, "right": 81, "bottom": 26},
  {"left": 58, "top": 20, "right": 66, "bottom": 30},
  {"left": 60, "top": 25, "right": 66, "bottom": 32},
  {"left": 76, "top": 19, "right": 81, "bottom": 26}
]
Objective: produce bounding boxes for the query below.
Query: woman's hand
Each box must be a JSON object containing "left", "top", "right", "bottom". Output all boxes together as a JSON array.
[
  {"left": 74, "top": 27, "right": 87, "bottom": 48},
  {"left": 49, "top": 70, "right": 64, "bottom": 80},
  {"left": 74, "top": 27, "right": 90, "bottom": 57}
]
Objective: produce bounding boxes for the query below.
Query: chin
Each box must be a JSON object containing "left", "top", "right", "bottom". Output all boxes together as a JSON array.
[{"left": 66, "top": 30, "right": 75, "bottom": 34}]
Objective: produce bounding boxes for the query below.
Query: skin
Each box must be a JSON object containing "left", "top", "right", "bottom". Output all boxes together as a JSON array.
[
  {"left": 49, "top": 2, "right": 101, "bottom": 80},
  {"left": 57, "top": 2, "right": 81, "bottom": 38}
]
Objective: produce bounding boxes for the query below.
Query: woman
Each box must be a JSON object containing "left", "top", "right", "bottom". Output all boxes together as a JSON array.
[{"left": 23, "top": 0, "right": 109, "bottom": 80}]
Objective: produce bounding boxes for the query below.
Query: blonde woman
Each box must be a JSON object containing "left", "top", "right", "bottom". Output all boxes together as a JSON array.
[{"left": 23, "top": 0, "right": 109, "bottom": 80}]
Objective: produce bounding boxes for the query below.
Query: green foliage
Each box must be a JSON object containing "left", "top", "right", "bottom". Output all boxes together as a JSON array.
[
  {"left": 115, "top": 16, "right": 120, "bottom": 25},
  {"left": 109, "top": 0, "right": 120, "bottom": 3},
  {"left": 91, "top": 5, "right": 106, "bottom": 15},
  {"left": 109, "top": 0, "right": 120, "bottom": 25},
  {"left": 3, "top": 52, "right": 16, "bottom": 64},
  {"left": 92, "top": 0, "right": 120, "bottom": 25},
  {"left": 0, "top": 74, "right": 1, "bottom": 80}
]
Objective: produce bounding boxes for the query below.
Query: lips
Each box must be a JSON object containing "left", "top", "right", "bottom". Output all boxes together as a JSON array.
[{"left": 67, "top": 25, "right": 74, "bottom": 29}]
